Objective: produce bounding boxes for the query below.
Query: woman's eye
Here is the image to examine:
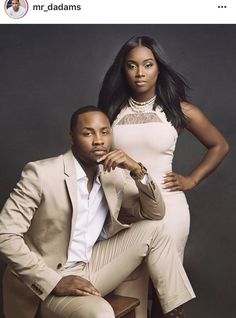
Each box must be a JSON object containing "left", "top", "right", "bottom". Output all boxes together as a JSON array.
[
  {"left": 145, "top": 63, "right": 153, "bottom": 68},
  {"left": 127, "top": 63, "right": 136, "bottom": 70}
]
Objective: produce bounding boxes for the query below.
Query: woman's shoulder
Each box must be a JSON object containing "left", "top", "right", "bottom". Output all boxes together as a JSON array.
[
  {"left": 112, "top": 105, "right": 130, "bottom": 125},
  {"left": 180, "top": 101, "right": 199, "bottom": 112},
  {"left": 180, "top": 101, "right": 204, "bottom": 120}
]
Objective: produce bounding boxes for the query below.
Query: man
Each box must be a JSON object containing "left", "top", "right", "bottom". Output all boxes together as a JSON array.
[
  {"left": 0, "top": 106, "right": 195, "bottom": 318},
  {"left": 6, "top": 0, "right": 26, "bottom": 18}
]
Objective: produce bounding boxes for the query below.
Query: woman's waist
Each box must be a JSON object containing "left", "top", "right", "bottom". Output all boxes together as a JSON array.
[
  {"left": 147, "top": 168, "right": 172, "bottom": 183},
  {"left": 148, "top": 171, "right": 188, "bottom": 198}
]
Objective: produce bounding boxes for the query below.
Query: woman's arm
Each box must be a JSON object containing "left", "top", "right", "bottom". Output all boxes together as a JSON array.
[{"left": 163, "top": 102, "right": 230, "bottom": 191}]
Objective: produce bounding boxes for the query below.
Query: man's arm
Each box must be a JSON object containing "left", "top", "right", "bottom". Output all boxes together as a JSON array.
[
  {"left": 131, "top": 175, "right": 165, "bottom": 220},
  {"left": 97, "top": 149, "right": 165, "bottom": 221},
  {"left": 0, "top": 163, "right": 61, "bottom": 300}
]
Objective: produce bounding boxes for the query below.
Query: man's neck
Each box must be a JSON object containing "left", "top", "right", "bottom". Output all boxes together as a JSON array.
[{"left": 72, "top": 150, "right": 98, "bottom": 192}]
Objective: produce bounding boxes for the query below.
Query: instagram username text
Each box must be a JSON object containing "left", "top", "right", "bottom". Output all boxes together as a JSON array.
[{"left": 32, "top": 3, "right": 81, "bottom": 12}]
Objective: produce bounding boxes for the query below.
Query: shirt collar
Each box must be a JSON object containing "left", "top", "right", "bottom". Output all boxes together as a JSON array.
[{"left": 73, "top": 155, "right": 101, "bottom": 184}]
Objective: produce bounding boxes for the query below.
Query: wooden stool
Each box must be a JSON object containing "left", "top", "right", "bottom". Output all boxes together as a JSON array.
[{"left": 105, "top": 295, "right": 140, "bottom": 318}]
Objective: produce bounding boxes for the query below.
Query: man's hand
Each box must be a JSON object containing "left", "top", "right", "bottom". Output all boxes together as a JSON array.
[
  {"left": 97, "top": 149, "right": 140, "bottom": 173},
  {"left": 52, "top": 275, "right": 101, "bottom": 297}
]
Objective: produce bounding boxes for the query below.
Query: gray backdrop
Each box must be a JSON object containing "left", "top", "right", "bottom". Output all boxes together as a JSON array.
[{"left": 0, "top": 25, "right": 235, "bottom": 318}]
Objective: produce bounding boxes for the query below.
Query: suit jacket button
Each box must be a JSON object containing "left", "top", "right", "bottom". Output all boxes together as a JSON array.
[{"left": 57, "top": 263, "right": 62, "bottom": 270}]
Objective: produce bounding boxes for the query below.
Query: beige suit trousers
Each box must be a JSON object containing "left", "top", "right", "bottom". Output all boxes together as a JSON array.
[{"left": 41, "top": 220, "right": 195, "bottom": 318}]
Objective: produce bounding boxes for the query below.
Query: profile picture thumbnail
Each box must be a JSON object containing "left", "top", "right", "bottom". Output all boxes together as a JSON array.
[{"left": 5, "top": 0, "right": 28, "bottom": 19}]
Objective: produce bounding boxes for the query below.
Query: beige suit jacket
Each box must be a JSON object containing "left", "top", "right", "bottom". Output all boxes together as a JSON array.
[{"left": 0, "top": 150, "right": 165, "bottom": 318}]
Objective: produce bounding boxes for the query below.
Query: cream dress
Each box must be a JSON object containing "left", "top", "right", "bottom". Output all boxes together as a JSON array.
[{"left": 112, "top": 105, "right": 190, "bottom": 261}]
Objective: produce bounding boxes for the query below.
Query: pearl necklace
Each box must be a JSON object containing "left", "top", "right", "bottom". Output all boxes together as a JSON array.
[{"left": 128, "top": 95, "right": 156, "bottom": 113}]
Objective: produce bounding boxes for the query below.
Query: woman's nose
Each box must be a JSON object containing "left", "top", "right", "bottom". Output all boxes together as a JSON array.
[{"left": 136, "top": 66, "right": 145, "bottom": 77}]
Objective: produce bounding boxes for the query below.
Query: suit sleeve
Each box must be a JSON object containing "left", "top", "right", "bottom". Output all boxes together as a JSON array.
[
  {"left": 0, "top": 163, "right": 62, "bottom": 300},
  {"left": 120, "top": 173, "right": 165, "bottom": 222}
]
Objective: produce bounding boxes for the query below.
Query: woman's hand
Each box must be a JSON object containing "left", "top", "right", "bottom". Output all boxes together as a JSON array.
[{"left": 162, "top": 172, "right": 197, "bottom": 191}]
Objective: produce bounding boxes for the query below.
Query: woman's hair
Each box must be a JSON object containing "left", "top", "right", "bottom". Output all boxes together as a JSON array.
[{"left": 98, "top": 35, "right": 189, "bottom": 129}]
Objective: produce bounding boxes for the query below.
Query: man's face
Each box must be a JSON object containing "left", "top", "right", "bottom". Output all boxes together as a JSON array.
[
  {"left": 70, "top": 111, "right": 112, "bottom": 167},
  {"left": 12, "top": 0, "right": 20, "bottom": 11}
]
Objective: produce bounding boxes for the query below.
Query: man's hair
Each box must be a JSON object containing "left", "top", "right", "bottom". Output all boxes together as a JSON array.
[{"left": 70, "top": 105, "right": 107, "bottom": 132}]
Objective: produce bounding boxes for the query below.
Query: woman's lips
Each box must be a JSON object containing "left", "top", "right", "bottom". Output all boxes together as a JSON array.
[{"left": 135, "top": 81, "right": 146, "bottom": 86}]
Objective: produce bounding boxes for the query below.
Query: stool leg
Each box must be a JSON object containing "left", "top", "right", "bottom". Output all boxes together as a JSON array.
[{"left": 122, "top": 310, "right": 136, "bottom": 318}]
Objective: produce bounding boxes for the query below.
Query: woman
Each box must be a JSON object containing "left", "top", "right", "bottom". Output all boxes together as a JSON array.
[{"left": 98, "top": 36, "right": 229, "bottom": 318}]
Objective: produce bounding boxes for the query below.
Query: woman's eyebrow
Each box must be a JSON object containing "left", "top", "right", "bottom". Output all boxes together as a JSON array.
[{"left": 126, "top": 58, "right": 155, "bottom": 63}]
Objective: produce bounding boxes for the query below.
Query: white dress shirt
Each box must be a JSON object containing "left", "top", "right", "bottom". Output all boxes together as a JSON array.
[{"left": 65, "top": 157, "right": 108, "bottom": 268}]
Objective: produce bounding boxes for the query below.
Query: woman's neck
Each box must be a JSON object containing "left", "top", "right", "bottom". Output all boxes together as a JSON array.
[{"left": 131, "top": 92, "right": 156, "bottom": 103}]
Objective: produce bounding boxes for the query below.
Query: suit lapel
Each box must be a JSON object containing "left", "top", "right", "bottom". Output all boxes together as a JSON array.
[{"left": 63, "top": 150, "right": 78, "bottom": 239}]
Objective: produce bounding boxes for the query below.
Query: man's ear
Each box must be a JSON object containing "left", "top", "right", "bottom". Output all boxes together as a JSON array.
[{"left": 69, "top": 131, "right": 74, "bottom": 145}]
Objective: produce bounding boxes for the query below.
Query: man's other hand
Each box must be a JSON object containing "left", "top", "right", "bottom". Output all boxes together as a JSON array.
[{"left": 52, "top": 275, "right": 101, "bottom": 297}]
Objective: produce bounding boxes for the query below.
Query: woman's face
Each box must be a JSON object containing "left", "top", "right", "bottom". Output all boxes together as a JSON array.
[{"left": 124, "top": 45, "right": 159, "bottom": 101}]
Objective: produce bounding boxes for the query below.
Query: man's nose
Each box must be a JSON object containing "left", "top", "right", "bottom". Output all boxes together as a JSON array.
[{"left": 93, "top": 134, "right": 104, "bottom": 144}]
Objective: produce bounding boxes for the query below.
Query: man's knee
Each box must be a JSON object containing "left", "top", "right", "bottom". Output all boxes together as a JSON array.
[
  {"left": 135, "top": 219, "right": 169, "bottom": 237},
  {"left": 41, "top": 296, "right": 115, "bottom": 318},
  {"left": 79, "top": 297, "right": 115, "bottom": 318},
  {"left": 135, "top": 220, "right": 174, "bottom": 252}
]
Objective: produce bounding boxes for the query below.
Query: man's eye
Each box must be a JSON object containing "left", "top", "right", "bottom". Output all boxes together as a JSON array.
[
  {"left": 102, "top": 130, "right": 110, "bottom": 135},
  {"left": 83, "top": 132, "right": 92, "bottom": 136}
]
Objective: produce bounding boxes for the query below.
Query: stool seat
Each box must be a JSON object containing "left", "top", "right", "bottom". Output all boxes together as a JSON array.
[{"left": 105, "top": 295, "right": 140, "bottom": 318}]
